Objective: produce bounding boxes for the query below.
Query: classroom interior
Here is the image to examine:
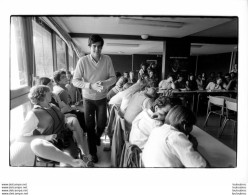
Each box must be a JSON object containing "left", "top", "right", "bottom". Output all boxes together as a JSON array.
[{"left": 10, "top": 16, "right": 238, "bottom": 168}]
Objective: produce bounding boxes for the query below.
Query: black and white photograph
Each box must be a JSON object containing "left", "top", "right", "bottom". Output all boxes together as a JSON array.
[{"left": 2, "top": 0, "right": 248, "bottom": 195}]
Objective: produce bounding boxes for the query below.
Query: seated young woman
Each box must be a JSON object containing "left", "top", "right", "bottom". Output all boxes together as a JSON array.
[
  {"left": 142, "top": 105, "right": 207, "bottom": 168},
  {"left": 17, "top": 85, "right": 93, "bottom": 167},
  {"left": 129, "top": 96, "right": 181, "bottom": 150},
  {"left": 37, "top": 77, "right": 88, "bottom": 157}
]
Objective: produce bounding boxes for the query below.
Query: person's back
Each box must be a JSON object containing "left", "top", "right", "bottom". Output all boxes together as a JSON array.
[
  {"left": 124, "top": 91, "right": 153, "bottom": 126},
  {"left": 129, "top": 109, "right": 163, "bottom": 150}
]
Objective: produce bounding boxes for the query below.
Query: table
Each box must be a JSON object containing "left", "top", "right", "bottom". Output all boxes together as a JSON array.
[
  {"left": 158, "top": 89, "right": 237, "bottom": 115},
  {"left": 191, "top": 125, "right": 236, "bottom": 168},
  {"left": 214, "top": 96, "right": 237, "bottom": 103}
]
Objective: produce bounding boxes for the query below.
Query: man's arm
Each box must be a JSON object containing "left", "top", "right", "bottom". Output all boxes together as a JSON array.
[
  {"left": 72, "top": 59, "right": 91, "bottom": 89},
  {"left": 100, "top": 56, "right": 116, "bottom": 88}
]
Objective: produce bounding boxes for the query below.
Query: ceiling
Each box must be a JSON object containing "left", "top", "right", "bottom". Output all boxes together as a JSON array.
[{"left": 52, "top": 16, "right": 238, "bottom": 56}]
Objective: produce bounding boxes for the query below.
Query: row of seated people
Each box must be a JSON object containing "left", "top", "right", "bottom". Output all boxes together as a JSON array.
[
  {"left": 106, "top": 78, "right": 209, "bottom": 167},
  {"left": 17, "top": 69, "right": 94, "bottom": 167},
  {"left": 158, "top": 71, "right": 237, "bottom": 93},
  {"left": 108, "top": 69, "right": 238, "bottom": 102}
]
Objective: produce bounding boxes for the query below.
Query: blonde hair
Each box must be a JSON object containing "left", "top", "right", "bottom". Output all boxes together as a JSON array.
[{"left": 28, "top": 85, "right": 50, "bottom": 105}]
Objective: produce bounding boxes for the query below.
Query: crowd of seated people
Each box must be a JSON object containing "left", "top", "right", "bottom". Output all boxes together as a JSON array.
[
  {"left": 158, "top": 71, "right": 238, "bottom": 93},
  {"left": 17, "top": 60, "right": 237, "bottom": 168}
]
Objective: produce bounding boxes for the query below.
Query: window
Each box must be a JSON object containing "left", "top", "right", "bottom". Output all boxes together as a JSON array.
[
  {"left": 56, "top": 35, "right": 67, "bottom": 70},
  {"left": 33, "top": 20, "right": 54, "bottom": 78},
  {"left": 10, "top": 101, "right": 32, "bottom": 144},
  {"left": 10, "top": 17, "right": 28, "bottom": 90}
]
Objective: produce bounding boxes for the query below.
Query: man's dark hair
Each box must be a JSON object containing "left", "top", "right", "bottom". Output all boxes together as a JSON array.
[
  {"left": 53, "top": 69, "right": 66, "bottom": 84},
  {"left": 88, "top": 34, "right": 104, "bottom": 47}
]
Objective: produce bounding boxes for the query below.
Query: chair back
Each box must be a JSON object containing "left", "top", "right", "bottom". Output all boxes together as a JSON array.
[
  {"left": 225, "top": 100, "right": 237, "bottom": 112},
  {"left": 208, "top": 96, "right": 225, "bottom": 106}
]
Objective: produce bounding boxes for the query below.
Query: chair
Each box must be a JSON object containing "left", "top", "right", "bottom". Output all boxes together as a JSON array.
[
  {"left": 33, "top": 137, "right": 80, "bottom": 167},
  {"left": 119, "top": 141, "right": 142, "bottom": 168},
  {"left": 33, "top": 155, "right": 59, "bottom": 167},
  {"left": 218, "top": 100, "right": 237, "bottom": 138},
  {"left": 204, "top": 96, "right": 225, "bottom": 127}
]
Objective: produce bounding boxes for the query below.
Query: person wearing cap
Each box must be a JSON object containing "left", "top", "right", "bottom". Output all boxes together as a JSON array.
[{"left": 72, "top": 34, "right": 116, "bottom": 163}]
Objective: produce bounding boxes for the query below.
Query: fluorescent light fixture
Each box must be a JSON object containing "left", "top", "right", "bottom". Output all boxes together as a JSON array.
[
  {"left": 106, "top": 43, "right": 139, "bottom": 47},
  {"left": 118, "top": 17, "right": 184, "bottom": 28}
]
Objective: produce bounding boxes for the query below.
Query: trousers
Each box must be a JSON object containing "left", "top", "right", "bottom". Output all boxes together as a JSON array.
[{"left": 83, "top": 98, "right": 107, "bottom": 155}]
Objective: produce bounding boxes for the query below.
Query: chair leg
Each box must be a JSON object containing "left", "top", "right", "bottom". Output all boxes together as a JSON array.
[
  {"left": 204, "top": 112, "right": 212, "bottom": 127},
  {"left": 33, "top": 156, "right": 37, "bottom": 167},
  {"left": 219, "top": 115, "right": 223, "bottom": 127},
  {"left": 218, "top": 118, "right": 228, "bottom": 138}
]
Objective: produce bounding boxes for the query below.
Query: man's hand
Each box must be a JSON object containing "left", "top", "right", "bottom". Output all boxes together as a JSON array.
[{"left": 91, "top": 81, "right": 104, "bottom": 92}]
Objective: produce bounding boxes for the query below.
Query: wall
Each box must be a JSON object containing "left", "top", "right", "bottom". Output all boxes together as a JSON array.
[
  {"left": 108, "top": 54, "right": 132, "bottom": 75},
  {"left": 132, "top": 54, "right": 162, "bottom": 79},
  {"left": 196, "top": 52, "right": 232, "bottom": 76}
]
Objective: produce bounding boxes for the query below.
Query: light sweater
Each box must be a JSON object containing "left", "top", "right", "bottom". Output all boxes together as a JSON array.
[
  {"left": 72, "top": 54, "right": 116, "bottom": 100},
  {"left": 129, "top": 109, "right": 163, "bottom": 150},
  {"left": 142, "top": 124, "right": 207, "bottom": 167}
]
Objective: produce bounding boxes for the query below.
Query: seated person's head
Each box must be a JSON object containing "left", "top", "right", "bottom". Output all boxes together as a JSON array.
[
  {"left": 230, "top": 72, "right": 237, "bottom": 79},
  {"left": 122, "top": 82, "right": 133, "bottom": 90},
  {"left": 189, "top": 74, "right": 195, "bottom": 81},
  {"left": 129, "top": 71, "right": 135, "bottom": 79},
  {"left": 166, "top": 74, "right": 174, "bottom": 82},
  {"left": 144, "top": 83, "right": 158, "bottom": 98},
  {"left": 216, "top": 77, "right": 223, "bottom": 85},
  {"left": 116, "top": 71, "right": 122, "bottom": 80},
  {"left": 116, "top": 76, "right": 128, "bottom": 88},
  {"left": 28, "top": 85, "right": 51, "bottom": 105},
  {"left": 66, "top": 70, "right": 73, "bottom": 81},
  {"left": 37, "top": 77, "right": 53, "bottom": 90},
  {"left": 141, "top": 62, "right": 148, "bottom": 70},
  {"left": 149, "top": 69, "right": 154, "bottom": 78},
  {"left": 123, "top": 71, "right": 129, "bottom": 78},
  {"left": 224, "top": 73, "right": 231, "bottom": 82},
  {"left": 53, "top": 69, "right": 68, "bottom": 85},
  {"left": 165, "top": 105, "right": 196, "bottom": 136},
  {"left": 150, "top": 96, "right": 182, "bottom": 122}
]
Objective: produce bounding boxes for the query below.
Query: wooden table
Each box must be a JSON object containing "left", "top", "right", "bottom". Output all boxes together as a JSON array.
[{"left": 191, "top": 126, "right": 237, "bottom": 168}]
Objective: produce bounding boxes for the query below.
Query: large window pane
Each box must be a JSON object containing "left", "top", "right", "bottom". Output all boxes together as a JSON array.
[
  {"left": 10, "top": 17, "right": 28, "bottom": 90},
  {"left": 56, "top": 35, "right": 67, "bottom": 70},
  {"left": 10, "top": 101, "right": 32, "bottom": 144},
  {"left": 33, "top": 21, "right": 53, "bottom": 78}
]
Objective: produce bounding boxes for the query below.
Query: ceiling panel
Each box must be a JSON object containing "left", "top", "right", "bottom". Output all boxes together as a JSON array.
[{"left": 53, "top": 16, "right": 238, "bottom": 55}]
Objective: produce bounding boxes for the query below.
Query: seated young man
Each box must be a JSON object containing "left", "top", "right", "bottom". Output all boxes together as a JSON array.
[
  {"left": 65, "top": 70, "right": 82, "bottom": 105},
  {"left": 17, "top": 85, "right": 93, "bottom": 167},
  {"left": 129, "top": 96, "right": 181, "bottom": 150},
  {"left": 107, "top": 76, "right": 128, "bottom": 100},
  {"left": 53, "top": 70, "right": 86, "bottom": 132},
  {"left": 205, "top": 77, "right": 224, "bottom": 91},
  {"left": 142, "top": 105, "right": 207, "bottom": 168},
  {"left": 123, "top": 84, "right": 158, "bottom": 133},
  {"left": 108, "top": 79, "right": 147, "bottom": 106}
]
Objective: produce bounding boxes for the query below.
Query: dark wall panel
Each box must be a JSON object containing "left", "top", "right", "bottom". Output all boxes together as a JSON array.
[
  {"left": 108, "top": 54, "right": 132, "bottom": 75},
  {"left": 133, "top": 54, "right": 162, "bottom": 79},
  {"left": 197, "top": 53, "right": 231, "bottom": 76}
]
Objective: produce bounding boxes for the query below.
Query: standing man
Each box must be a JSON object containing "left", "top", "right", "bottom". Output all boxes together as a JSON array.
[{"left": 72, "top": 34, "right": 116, "bottom": 163}]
